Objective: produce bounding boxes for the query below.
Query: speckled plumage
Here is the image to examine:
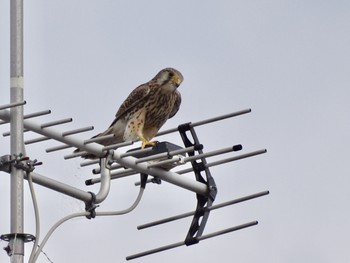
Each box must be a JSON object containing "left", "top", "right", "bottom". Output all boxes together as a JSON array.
[{"left": 77, "top": 67, "right": 183, "bottom": 158}]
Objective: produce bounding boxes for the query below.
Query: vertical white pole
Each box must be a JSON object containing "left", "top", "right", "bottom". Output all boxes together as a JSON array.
[{"left": 10, "top": 0, "right": 25, "bottom": 262}]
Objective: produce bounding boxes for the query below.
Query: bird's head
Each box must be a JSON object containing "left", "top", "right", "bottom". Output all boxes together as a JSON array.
[{"left": 154, "top": 68, "right": 184, "bottom": 92}]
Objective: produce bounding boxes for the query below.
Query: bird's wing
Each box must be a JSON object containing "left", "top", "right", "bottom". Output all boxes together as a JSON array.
[
  {"left": 169, "top": 90, "right": 181, "bottom": 119},
  {"left": 108, "top": 83, "right": 151, "bottom": 127}
]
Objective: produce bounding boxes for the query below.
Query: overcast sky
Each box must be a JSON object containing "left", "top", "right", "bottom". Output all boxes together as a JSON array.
[{"left": 1, "top": 1, "right": 350, "bottom": 262}]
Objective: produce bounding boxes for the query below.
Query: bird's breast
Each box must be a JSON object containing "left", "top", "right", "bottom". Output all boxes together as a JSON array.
[
  {"left": 144, "top": 91, "right": 177, "bottom": 128},
  {"left": 122, "top": 89, "right": 178, "bottom": 142}
]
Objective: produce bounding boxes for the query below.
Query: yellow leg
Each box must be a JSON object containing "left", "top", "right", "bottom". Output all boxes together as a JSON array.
[{"left": 138, "top": 131, "right": 157, "bottom": 149}]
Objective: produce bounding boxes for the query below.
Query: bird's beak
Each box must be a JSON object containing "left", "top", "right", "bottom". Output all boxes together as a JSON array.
[{"left": 174, "top": 77, "right": 182, "bottom": 88}]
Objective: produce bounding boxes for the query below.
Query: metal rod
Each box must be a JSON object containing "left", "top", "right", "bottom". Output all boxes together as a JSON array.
[
  {"left": 198, "top": 220, "right": 258, "bottom": 241},
  {"left": 126, "top": 221, "right": 258, "bottom": 260},
  {"left": 62, "top": 126, "right": 94, "bottom": 137},
  {"left": 126, "top": 241, "right": 185, "bottom": 261},
  {"left": 46, "top": 144, "right": 72, "bottom": 153},
  {"left": 2, "top": 129, "right": 28, "bottom": 137},
  {"left": 87, "top": 167, "right": 135, "bottom": 185},
  {"left": 26, "top": 172, "right": 92, "bottom": 202},
  {"left": 40, "top": 118, "right": 72, "bottom": 129},
  {"left": 80, "top": 159, "right": 100, "bottom": 167},
  {"left": 23, "top": 109, "right": 51, "bottom": 119},
  {"left": 183, "top": 145, "right": 241, "bottom": 163},
  {"left": 10, "top": 0, "right": 25, "bottom": 262},
  {"left": 176, "top": 149, "right": 267, "bottom": 175},
  {"left": 0, "top": 110, "right": 50, "bottom": 125},
  {"left": 87, "top": 168, "right": 135, "bottom": 185},
  {"left": 156, "top": 109, "right": 251, "bottom": 137},
  {"left": 205, "top": 149, "right": 267, "bottom": 168},
  {"left": 64, "top": 151, "right": 89, "bottom": 160},
  {"left": 0, "top": 101, "right": 26, "bottom": 111},
  {"left": 24, "top": 136, "right": 50, "bottom": 145},
  {"left": 138, "top": 191, "right": 269, "bottom": 230},
  {"left": 110, "top": 167, "right": 136, "bottom": 178},
  {"left": 191, "top": 109, "right": 251, "bottom": 127},
  {"left": 169, "top": 145, "right": 200, "bottom": 155}
]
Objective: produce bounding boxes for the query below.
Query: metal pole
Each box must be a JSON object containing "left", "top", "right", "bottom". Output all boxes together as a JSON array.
[{"left": 10, "top": 0, "right": 25, "bottom": 262}]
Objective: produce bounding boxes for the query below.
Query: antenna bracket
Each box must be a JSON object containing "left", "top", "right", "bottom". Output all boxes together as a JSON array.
[{"left": 177, "top": 122, "right": 218, "bottom": 246}]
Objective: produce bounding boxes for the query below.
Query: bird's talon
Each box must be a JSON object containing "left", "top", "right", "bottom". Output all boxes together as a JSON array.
[{"left": 141, "top": 140, "right": 158, "bottom": 149}]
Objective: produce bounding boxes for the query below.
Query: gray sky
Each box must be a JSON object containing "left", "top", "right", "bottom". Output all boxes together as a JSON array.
[{"left": 1, "top": 1, "right": 350, "bottom": 262}]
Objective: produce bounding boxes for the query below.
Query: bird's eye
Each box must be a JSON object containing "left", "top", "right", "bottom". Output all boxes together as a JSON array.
[{"left": 168, "top": 71, "right": 174, "bottom": 78}]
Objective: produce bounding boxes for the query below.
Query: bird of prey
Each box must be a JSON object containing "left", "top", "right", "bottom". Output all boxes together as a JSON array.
[{"left": 76, "top": 67, "right": 183, "bottom": 158}]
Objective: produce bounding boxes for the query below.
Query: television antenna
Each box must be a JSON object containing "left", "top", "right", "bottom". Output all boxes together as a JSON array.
[{"left": 0, "top": 1, "right": 269, "bottom": 262}]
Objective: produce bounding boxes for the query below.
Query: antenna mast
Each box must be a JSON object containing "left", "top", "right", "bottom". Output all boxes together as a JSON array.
[{"left": 9, "top": 0, "right": 25, "bottom": 262}]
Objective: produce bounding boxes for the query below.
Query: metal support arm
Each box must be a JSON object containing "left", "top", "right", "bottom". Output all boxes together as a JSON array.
[{"left": 0, "top": 109, "right": 208, "bottom": 196}]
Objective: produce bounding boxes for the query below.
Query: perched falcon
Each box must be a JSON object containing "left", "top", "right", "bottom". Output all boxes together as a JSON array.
[{"left": 76, "top": 67, "right": 183, "bottom": 158}]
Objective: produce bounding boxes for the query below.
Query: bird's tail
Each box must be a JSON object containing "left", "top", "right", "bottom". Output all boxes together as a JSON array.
[
  {"left": 73, "top": 133, "right": 102, "bottom": 159},
  {"left": 73, "top": 126, "right": 123, "bottom": 159}
]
